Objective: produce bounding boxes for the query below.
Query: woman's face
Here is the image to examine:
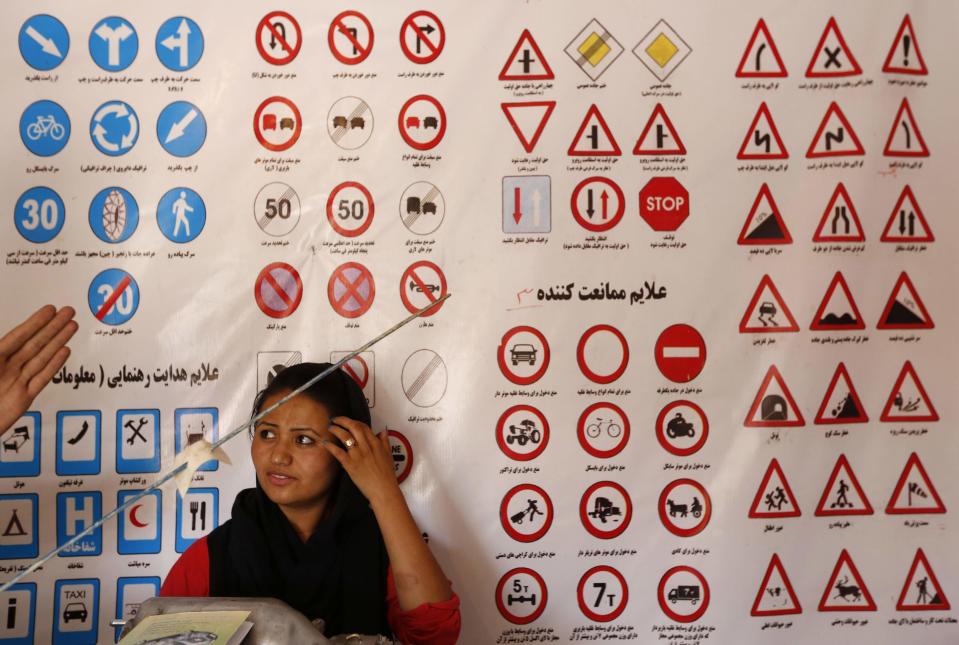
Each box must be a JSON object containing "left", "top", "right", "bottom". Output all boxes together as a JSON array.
[{"left": 251, "top": 389, "right": 341, "bottom": 510}]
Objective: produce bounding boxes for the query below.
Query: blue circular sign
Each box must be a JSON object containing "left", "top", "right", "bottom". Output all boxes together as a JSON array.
[
  {"left": 157, "top": 101, "right": 206, "bottom": 157},
  {"left": 88, "top": 268, "right": 140, "bottom": 325},
  {"left": 89, "top": 187, "right": 138, "bottom": 243},
  {"left": 19, "top": 14, "right": 70, "bottom": 71},
  {"left": 155, "top": 17, "right": 204, "bottom": 71},
  {"left": 20, "top": 100, "right": 70, "bottom": 156},
  {"left": 90, "top": 100, "right": 139, "bottom": 156},
  {"left": 88, "top": 16, "right": 138, "bottom": 72},
  {"left": 157, "top": 188, "right": 206, "bottom": 243},
  {"left": 15, "top": 187, "right": 65, "bottom": 243}
]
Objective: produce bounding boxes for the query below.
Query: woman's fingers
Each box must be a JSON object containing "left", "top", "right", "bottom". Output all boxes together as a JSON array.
[
  {"left": 21, "top": 318, "right": 77, "bottom": 383},
  {"left": 0, "top": 305, "right": 57, "bottom": 359},
  {"left": 7, "top": 306, "right": 76, "bottom": 369},
  {"left": 320, "top": 439, "right": 349, "bottom": 466},
  {"left": 326, "top": 421, "right": 366, "bottom": 456},
  {"left": 27, "top": 346, "right": 71, "bottom": 398},
  {"left": 331, "top": 416, "right": 374, "bottom": 454}
]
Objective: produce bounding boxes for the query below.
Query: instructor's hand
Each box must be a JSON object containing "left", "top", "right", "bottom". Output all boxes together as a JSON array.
[
  {"left": 0, "top": 305, "right": 78, "bottom": 433},
  {"left": 322, "top": 416, "right": 402, "bottom": 506}
]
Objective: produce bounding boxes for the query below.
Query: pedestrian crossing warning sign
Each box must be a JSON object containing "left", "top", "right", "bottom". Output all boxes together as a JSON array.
[
  {"left": 739, "top": 275, "right": 798, "bottom": 333},
  {"left": 881, "top": 185, "right": 933, "bottom": 243},
  {"left": 880, "top": 361, "right": 938, "bottom": 423},
  {"left": 810, "top": 272, "right": 864, "bottom": 331},
  {"left": 748, "top": 458, "right": 800, "bottom": 519},
  {"left": 751, "top": 554, "right": 802, "bottom": 616},
  {"left": 883, "top": 15, "right": 928, "bottom": 75},
  {"left": 884, "top": 98, "right": 929, "bottom": 157},
  {"left": 877, "top": 272, "right": 933, "bottom": 330},
  {"left": 738, "top": 183, "right": 792, "bottom": 245},
  {"left": 745, "top": 365, "right": 805, "bottom": 428},
  {"left": 815, "top": 454, "right": 873, "bottom": 517},
  {"left": 736, "top": 19, "right": 787, "bottom": 78},
  {"left": 886, "top": 452, "right": 945, "bottom": 514},
  {"left": 813, "top": 183, "right": 865, "bottom": 243},
  {"left": 896, "top": 549, "right": 949, "bottom": 611},
  {"left": 738, "top": 102, "right": 788, "bottom": 159},
  {"left": 815, "top": 363, "right": 868, "bottom": 425},
  {"left": 500, "top": 29, "right": 554, "bottom": 80}
]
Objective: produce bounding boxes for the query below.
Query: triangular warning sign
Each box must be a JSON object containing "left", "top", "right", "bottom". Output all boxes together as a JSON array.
[
  {"left": 738, "top": 183, "right": 792, "bottom": 245},
  {"left": 748, "top": 459, "right": 801, "bottom": 519},
  {"left": 807, "top": 102, "right": 864, "bottom": 158},
  {"left": 877, "top": 272, "right": 933, "bottom": 329},
  {"left": 2, "top": 508, "right": 26, "bottom": 537},
  {"left": 751, "top": 554, "right": 802, "bottom": 616},
  {"left": 812, "top": 183, "right": 865, "bottom": 243},
  {"left": 897, "top": 549, "right": 950, "bottom": 610},
  {"left": 815, "top": 362, "right": 868, "bottom": 425},
  {"left": 815, "top": 454, "right": 873, "bottom": 516},
  {"left": 739, "top": 275, "right": 798, "bottom": 333},
  {"left": 886, "top": 452, "right": 946, "bottom": 514},
  {"left": 884, "top": 98, "right": 929, "bottom": 157},
  {"left": 568, "top": 104, "right": 621, "bottom": 156},
  {"left": 745, "top": 365, "right": 805, "bottom": 427},
  {"left": 501, "top": 101, "right": 556, "bottom": 153},
  {"left": 881, "top": 185, "right": 933, "bottom": 243},
  {"left": 881, "top": 361, "right": 938, "bottom": 423},
  {"left": 810, "top": 272, "right": 865, "bottom": 331},
  {"left": 737, "top": 102, "right": 788, "bottom": 159},
  {"left": 633, "top": 104, "right": 686, "bottom": 156},
  {"left": 806, "top": 17, "right": 862, "bottom": 77},
  {"left": 499, "top": 30, "right": 555, "bottom": 80},
  {"left": 736, "top": 19, "right": 788, "bottom": 78},
  {"left": 819, "top": 549, "right": 877, "bottom": 611},
  {"left": 883, "top": 15, "right": 928, "bottom": 76}
]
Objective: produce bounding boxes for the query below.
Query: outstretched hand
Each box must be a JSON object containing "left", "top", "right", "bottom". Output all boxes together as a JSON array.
[
  {"left": 0, "top": 305, "right": 77, "bottom": 433},
  {"left": 322, "top": 416, "right": 402, "bottom": 506}
]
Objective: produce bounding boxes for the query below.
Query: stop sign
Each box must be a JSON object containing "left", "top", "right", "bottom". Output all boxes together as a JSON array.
[{"left": 640, "top": 177, "right": 689, "bottom": 231}]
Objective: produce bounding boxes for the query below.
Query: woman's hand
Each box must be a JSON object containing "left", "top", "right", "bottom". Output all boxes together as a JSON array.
[
  {"left": 0, "top": 305, "right": 77, "bottom": 433},
  {"left": 322, "top": 417, "right": 403, "bottom": 507}
]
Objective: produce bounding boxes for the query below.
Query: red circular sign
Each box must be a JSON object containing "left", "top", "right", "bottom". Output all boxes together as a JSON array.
[
  {"left": 658, "top": 478, "right": 711, "bottom": 537},
  {"left": 400, "top": 11, "right": 445, "bottom": 64},
  {"left": 496, "top": 405, "right": 550, "bottom": 461},
  {"left": 576, "top": 402, "right": 630, "bottom": 459},
  {"left": 577, "top": 565, "right": 629, "bottom": 622},
  {"left": 400, "top": 261, "right": 447, "bottom": 316},
  {"left": 387, "top": 429, "right": 412, "bottom": 483},
  {"left": 328, "top": 10, "right": 374, "bottom": 65},
  {"left": 398, "top": 95, "right": 447, "bottom": 150},
  {"left": 658, "top": 566, "right": 710, "bottom": 623},
  {"left": 495, "top": 567, "right": 548, "bottom": 625},
  {"left": 655, "top": 324, "right": 706, "bottom": 383},
  {"left": 326, "top": 181, "right": 374, "bottom": 237},
  {"left": 656, "top": 401, "right": 709, "bottom": 457},
  {"left": 254, "top": 262, "right": 303, "bottom": 318},
  {"left": 500, "top": 483, "right": 553, "bottom": 543},
  {"left": 256, "top": 11, "right": 302, "bottom": 65},
  {"left": 328, "top": 262, "right": 375, "bottom": 318},
  {"left": 580, "top": 481, "right": 632, "bottom": 539},
  {"left": 497, "top": 326, "right": 550, "bottom": 385},
  {"left": 640, "top": 176, "right": 690, "bottom": 231},
  {"left": 253, "top": 96, "right": 302, "bottom": 151},
  {"left": 341, "top": 355, "right": 369, "bottom": 389},
  {"left": 577, "top": 324, "right": 629, "bottom": 384},
  {"left": 570, "top": 177, "right": 626, "bottom": 232}
]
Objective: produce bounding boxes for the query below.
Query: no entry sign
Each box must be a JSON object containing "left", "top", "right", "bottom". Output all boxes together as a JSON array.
[
  {"left": 655, "top": 324, "right": 706, "bottom": 383},
  {"left": 640, "top": 177, "right": 689, "bottom": 231}
]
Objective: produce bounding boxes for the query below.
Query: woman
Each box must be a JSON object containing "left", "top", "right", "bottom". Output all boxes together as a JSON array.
[{"left": 161, "top": 362, "right": 461, "bottom": 643}]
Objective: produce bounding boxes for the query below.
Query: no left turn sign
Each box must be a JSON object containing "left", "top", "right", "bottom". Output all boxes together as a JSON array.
[{"left": 328, "top": 10, "right": 374, "bottom": 65}]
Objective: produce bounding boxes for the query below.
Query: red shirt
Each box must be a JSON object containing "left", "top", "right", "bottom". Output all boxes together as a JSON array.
[{"left": 161, "top": 536, "right": 460, "bottom": 645}]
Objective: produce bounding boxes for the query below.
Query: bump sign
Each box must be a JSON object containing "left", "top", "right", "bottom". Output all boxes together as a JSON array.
[
  {"left": 398, "top": 95, "right": 446, "bottom": 150},
  {"left": 255, "top": 263, "right": 303, "bottom": 319},
  {"left": 498, "top": 326, "right": 550, "bottom": 385},
  {"left": 655, "top": 324, "right": 706, "bottom": 383},
  {"left": 20, "top": 100, "right": 70, "bottom": 157},
  {"left": 157, "top": 187, "right": 205, "bottom": 243},
  {"left": 15, "top": 187, "right": 65, "bottom": 244},
  {"left": 19, "top": 15, "right": 69, "bottom": 71},
  {"left": 400, "top": 261, "right": 447, "bottom": 315},
  {"left": 157, "top": 101, "right": 207, "bottom": 157},
  {"left": 88, "top": 268, "right": 139, "bottom": 325}
]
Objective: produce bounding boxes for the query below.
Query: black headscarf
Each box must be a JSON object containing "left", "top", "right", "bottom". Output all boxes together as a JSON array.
[{"left": 206, "top": 363, "right": 391, "bottom": 637}]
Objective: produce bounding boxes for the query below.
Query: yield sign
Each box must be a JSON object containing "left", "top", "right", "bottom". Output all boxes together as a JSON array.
[
  {"left": 501, "top": 101, "right": 556, "bottom": 153},
  {"left": 810, "top": 272, "right": 864, "bottom": 331},
  {"left": 499, "top": 29, "right": 554, "bottom": 80}
]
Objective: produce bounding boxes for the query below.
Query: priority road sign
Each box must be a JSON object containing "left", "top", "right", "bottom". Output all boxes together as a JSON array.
[
  {"left": 565, "top": 19, "right": 623, "bottom": 81},
  {"left": 640, "top": 177, "right": 689, "bottom": 231}
]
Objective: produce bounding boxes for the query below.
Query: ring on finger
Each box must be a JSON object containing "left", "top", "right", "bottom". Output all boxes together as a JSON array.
[{"left": 344, "top": 437, "right": 356, "bottom": 449}]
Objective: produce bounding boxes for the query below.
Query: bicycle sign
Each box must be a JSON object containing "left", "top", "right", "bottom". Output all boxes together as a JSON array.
[
  {"left": 577, "top": 402, "right": 629, "bottom": 458},
  {"left": 20, "top": 100, "right": 70, "bottom": 156}
]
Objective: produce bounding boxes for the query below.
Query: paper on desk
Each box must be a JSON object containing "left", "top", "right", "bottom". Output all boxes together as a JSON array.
[{"left": 117, "top": 609, "right": 250, "bottom": 645}]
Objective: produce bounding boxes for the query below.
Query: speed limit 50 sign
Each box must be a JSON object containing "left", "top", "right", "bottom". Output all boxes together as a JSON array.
[{"left": 327, "top": 181, "right": 375, "bottom": 237}]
